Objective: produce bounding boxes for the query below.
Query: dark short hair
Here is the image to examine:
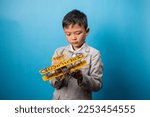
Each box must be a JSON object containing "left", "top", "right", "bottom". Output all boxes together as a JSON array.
[{"left": 62, "top": 9, "right": 88, "bottom": 29}]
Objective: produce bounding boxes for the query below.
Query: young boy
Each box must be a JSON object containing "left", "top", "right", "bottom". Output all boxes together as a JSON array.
[{"left": 50, "top": 9, "right": 103, "bottom": 100}]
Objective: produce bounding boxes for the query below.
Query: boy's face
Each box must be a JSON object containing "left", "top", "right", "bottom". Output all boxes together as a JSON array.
[{"left": 64, "top": 24, "right": 89, "bottom": 50}]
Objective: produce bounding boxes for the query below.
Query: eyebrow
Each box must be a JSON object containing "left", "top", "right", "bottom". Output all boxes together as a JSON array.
[{"left": 64, "top": 30, "right": 82, "bottom": 33}]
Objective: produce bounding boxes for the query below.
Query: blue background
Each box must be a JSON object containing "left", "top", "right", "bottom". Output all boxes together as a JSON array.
[{"left": 0, "top": 0, "right": 150, "bottom": 100}]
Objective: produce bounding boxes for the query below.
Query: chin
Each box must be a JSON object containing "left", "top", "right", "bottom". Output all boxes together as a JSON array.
[{"left": 72, "top": 44, "right": 80, "bottom": 47}]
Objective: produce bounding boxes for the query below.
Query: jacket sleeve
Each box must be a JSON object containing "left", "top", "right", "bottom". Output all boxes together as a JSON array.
[
  {"left": 49, "top": 49, "right": 68, "bottom": 89},
  {"left": 78, "top": 51, "right": 103, "bottom": 92}
]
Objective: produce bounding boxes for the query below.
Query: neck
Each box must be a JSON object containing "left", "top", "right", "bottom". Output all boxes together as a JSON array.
[
  {"left": 72, "top": 42, "right": 85, "bottom": 51},
  {"left": 72, "top": 46, "right": 80, "bottom": 51}
]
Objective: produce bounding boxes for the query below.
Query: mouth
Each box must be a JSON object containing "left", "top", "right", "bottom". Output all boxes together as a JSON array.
[{"left": 71, "top": 42, "right": 78, "bottom": 44}]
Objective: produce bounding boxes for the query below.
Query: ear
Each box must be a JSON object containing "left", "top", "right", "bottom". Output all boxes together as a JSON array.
[{"left": 86, "top": 28, "right": 90, "bottom": 36}]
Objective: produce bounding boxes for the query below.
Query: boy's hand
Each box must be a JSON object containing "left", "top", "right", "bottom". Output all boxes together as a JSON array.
[
  {"left": 71, "top": 70, "right": 83, "bottom": 81},
  {"left": 62, "top": 67, "right": 71, "bottom": 77}
]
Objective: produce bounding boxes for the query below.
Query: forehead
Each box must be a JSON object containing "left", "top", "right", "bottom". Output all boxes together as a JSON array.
[{"left": 64, "top": 24, "right": 85, "bottom": 32}]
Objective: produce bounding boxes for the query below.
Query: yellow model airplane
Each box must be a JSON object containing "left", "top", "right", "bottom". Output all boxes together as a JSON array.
[{"left": 39, "top": 53, "right": 87, "bottom": 81}]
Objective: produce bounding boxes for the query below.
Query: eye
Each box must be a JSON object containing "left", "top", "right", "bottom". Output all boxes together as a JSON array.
[
  {"left": 66, "top": 33, "right": 71, "bottom": 36},
  {"left": 75, "top": 31, "right": 82, "bottom": 35}
]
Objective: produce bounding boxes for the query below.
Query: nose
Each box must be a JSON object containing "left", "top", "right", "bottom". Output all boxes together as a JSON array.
[{"left": 71, "top": 34, "right": 77, "bottom": 40}]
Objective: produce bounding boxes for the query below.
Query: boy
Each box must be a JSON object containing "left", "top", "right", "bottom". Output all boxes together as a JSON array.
[{"left": 50, "top": 9, "right": 103, "bottom": 100}]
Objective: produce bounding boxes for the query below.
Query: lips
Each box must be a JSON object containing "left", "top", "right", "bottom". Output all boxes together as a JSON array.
[{"left": 71, "top": 42, "right": 78, "bottom": 44}]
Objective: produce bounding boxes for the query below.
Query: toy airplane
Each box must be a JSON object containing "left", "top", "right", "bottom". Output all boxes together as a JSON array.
[{"left": 39, "top": 53, "right": 87, "bottom": 81}]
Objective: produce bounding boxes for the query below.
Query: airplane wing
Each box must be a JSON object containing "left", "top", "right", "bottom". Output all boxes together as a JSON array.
[
  {"left": 39, "top": 54, "right": 86, "bottom": 75},
  {"left": 42, "top": 60, "right": 87, "bottom": 81}
]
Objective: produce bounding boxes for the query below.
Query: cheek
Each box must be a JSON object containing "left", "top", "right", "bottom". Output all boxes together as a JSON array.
[{"left": 78, "top": 35, "right": 86, "bottom": 41}]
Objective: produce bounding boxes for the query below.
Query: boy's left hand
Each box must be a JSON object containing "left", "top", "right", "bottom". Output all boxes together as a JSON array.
[{"left": 71, "top": 70, "right": 83, "bottom": 81}]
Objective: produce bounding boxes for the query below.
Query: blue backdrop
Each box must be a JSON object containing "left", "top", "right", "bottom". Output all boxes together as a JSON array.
[{"left": 0, "top": 0, "right": 150, "bottom": 100}]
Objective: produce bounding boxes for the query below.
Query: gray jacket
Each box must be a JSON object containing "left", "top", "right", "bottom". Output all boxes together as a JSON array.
[{"left": 50, "top": 43, "right": 103, "bottom": 100}]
